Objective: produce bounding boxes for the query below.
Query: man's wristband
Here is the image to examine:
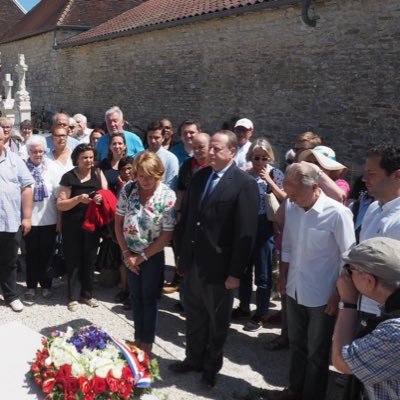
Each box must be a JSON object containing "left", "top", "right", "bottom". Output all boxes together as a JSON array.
[
  {"left": 338, "top": 301, "right": 357, "bottom": 310},
  {"left": 140, "top": 251, "right": 148, "bottom": 261},
  {"left": 122, "top": 249, "right": 130, "bottom": 255}
]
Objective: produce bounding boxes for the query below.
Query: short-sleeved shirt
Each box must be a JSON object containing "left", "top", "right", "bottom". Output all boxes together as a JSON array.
[
  {"left": 251, "top": 165, "right": 284, "bottom": 215},
  {"left": 116, "top": 181, "right": 176, "bottom": 253},
  {"left": 60, "top": 167, "right": 101, "bottom": 223},
  {"left": 30, "top": 159, "right": 60, "bottom": 226},
  {"left": 0, "top": 149, "right": 34, "bottom": 232},
  {"left": 170, "top": 142, "right": 191, "bottom": 167},
  {"left": 96, "top": 130, "right": 144, "bottom": 161},
  {"left": 342, "top": 318, "right": 400, "bottom": 400}
]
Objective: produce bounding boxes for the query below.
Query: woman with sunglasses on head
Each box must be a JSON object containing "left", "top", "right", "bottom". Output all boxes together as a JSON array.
[
  {"left": 57, "top": 143, "right": 108, "bottom": 312},
  {"left": 232, "top": 137, "right": 286, "bottom": 331}
]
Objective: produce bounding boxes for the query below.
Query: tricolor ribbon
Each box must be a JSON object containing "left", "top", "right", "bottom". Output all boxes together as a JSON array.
[{"left": 109, "top": 336, "right": 151, "bottom": 388}]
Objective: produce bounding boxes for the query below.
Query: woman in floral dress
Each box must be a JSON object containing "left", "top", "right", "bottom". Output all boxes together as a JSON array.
[{"left": 114, "top": 152, "right": 176, "bottom": 354}]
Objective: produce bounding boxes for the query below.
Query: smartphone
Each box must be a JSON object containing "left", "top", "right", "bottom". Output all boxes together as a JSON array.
[{"left": 89, "top": 191, "right": 96, "bottom": 199}]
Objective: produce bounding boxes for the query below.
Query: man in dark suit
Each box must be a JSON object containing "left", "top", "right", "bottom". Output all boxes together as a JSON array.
[{"left": 169, "top": 130, "right": 259, "bottom": 386}]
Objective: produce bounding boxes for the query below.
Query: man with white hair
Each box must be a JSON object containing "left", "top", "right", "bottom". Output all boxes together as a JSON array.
[
  {"left": 73, "top": 113, "right": 92, "bottom": 143},
  {"left": 271, "top": 162, "right": 355, "bottom": 400},
  {"left": 96, "top": 106, "right": 144, "bottom": 161},
  {"left": 332, "top": 237, "right": 400, "bottom": 400},
  {"left": 0, "top": 127, "right": 34, "bottom": 312}
]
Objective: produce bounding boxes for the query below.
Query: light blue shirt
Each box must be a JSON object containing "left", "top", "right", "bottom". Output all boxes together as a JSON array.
[
  {"left": 155, "top": 147, "right": 179, "bottom": 191},
  {"left": 0, "top": 149, "right": 34, "bottom": 232},
  {"left": 96, "top": 130, "right": 144, "bottom": 161},
  {"left": 46, "top": 135, "right": 79, "bottom": 152}
]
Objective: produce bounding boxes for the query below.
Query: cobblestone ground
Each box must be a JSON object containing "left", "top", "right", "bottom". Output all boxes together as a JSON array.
[{"left": 2, "top": 249, "right": 344, "bottom": 400}]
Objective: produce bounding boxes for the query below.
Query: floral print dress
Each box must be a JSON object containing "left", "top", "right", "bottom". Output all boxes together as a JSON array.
[{"left": 116, "top": 181, "right": 176, "bottom": 253}]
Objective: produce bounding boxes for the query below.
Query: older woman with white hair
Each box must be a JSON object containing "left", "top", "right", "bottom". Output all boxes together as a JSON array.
[{"left": 24, "top": 135, "right": 61, "bottom": 301}]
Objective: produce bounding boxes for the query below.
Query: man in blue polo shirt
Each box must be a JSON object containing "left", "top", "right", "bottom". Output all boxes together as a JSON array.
[{"left": 96, "top": 106, "right": 144, "bottom": 161}]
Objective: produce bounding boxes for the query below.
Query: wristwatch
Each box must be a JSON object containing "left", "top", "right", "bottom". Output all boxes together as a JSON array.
[
  {"left": 140, "top": 251, "right": 148, "bottom": 261},
  {"left": 338, "top": 301, "right": 357, "bottom": 310}
]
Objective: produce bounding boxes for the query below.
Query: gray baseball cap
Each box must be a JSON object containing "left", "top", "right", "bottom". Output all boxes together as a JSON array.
[{"left": 342, "top": 237, "right": 400, "bottom": 280}]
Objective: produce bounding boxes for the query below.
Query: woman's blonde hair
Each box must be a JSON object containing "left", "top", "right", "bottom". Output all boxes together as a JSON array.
[
  {"left": 132, "top": 151, "right": 164, "bottom": 182},
  {"left": 246, "top": 137, "right": 275, "bottom": 162}
]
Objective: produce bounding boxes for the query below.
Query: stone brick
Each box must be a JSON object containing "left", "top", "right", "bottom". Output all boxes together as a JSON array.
[{"left": 0, "top": 0, "right": 398, "bottom": 175}]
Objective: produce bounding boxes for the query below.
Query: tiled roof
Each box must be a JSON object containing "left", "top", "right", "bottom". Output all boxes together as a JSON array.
[
  {"left": 1, "top": 0, "right": 146, "bottom": 43},
  {"left": 0, "top": 0, "right": 25, "bottom": 38},
  {"left": 61, "top": 0, "right": 287, "bottom": 46}
]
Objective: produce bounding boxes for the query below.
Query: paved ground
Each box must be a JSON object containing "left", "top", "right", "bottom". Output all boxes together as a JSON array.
[{"left": 1, "top": 248, "right": 344, "bottom": 400}]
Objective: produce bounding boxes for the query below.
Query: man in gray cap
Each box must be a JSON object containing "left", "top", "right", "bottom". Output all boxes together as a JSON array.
[{"left": 332, "top": 237, "right": 400, "bottom": 400}]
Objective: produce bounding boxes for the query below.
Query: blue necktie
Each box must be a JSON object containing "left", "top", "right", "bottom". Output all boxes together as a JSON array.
[{"left": 201, "top": 172, "right": 219, "bottom": 206}]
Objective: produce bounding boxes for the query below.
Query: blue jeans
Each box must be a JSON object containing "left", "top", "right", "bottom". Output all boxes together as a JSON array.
[
  {"left": 286, "top": 295, "right": 335, "bottom": 400},
  {"left": 127, "top": 251, "right": 164, "bottom": 343},
  {"left": 238, "top": 216, "right": 274, "bottom": 317}
]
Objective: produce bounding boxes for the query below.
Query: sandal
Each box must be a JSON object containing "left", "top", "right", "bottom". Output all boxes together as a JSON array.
[
  {"left": 80, "top": 297, "right": 99, "bottom": 308},
  {"left": 68, "top": 301, "right": 79, "bottom": 312},
  {"left": 264, "top": 337, "right": 289, "bottom": 351}
]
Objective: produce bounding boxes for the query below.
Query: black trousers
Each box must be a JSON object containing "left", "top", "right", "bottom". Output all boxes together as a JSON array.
[
  {"left": 184, "top": 262, "right": 234, "bottom": 374},
  {"left": 24, "top": 225, "right": 56, "bottom": 289},
  {"left": 0, "top": 232, "right": 19, "bottom": 303},
  {"left": 62, "top": 220, "right": 100, "bottom": 301}
]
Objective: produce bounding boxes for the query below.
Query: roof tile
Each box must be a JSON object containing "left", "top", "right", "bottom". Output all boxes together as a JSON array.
[
  {"left": 62, "top": 0, "right": 279, "bottom": 45},
  {"left": 1, "top": 0, "right": 146, "bottom": 43}
]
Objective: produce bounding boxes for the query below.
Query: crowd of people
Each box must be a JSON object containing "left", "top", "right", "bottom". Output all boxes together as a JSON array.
[{"left": 0, "top": 107, "right": 399, "bottom": 400}]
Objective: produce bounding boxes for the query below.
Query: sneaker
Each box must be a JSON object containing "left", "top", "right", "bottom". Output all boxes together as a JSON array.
[
  {"left": 10, "top": 298, "right": 24, "bottom": 312},
  {"left": 243, "top": 315, "right": 266, "bottom": 332},
  {"left": 24, "top": 289, "right": 36, "bottom": 301},
  {"left": 231, "top": 307, "right": 251, "bottom": 320},
  {"left": 42, "top": 289, "right": 52, "bottom": 299}
]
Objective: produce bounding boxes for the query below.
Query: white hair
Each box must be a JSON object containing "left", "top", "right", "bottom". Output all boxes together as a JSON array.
[
  {"left": 285, "top": 162, "right": 318, "bottom": 187},
  {"left": 26, "top": 135, "right": 47, "bottom": 152},
  {"left": 73, "top": 113, "right": 87, "bottom": 124},
  {"left": 105, "top": 106, "right": 123, "bottom": 121}
]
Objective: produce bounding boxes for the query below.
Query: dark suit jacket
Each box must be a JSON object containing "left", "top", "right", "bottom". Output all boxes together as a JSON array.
[{"left": 178, "top": 163, "right": 259, "bottom": 284}]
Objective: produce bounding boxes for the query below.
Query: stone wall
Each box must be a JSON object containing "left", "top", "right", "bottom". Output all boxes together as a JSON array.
[{"left": 0, "top": 0, "right": 399, "bottom": 173}]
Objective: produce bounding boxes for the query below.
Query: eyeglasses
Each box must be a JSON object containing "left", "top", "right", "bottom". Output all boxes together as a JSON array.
[
  {"left": 253, "top": 156, "right": 270, "bottom": 161},
  {"left": 69, "top": 126, "right": 75, "bottom": 129}
]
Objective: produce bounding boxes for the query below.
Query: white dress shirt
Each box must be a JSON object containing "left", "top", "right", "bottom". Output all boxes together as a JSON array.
[
  {"left": 282, "top": 191, "right": 355, "bottom": 307},
  {"left": 359, "top": 197, "right": 400, "bottom": 315},
  {"left": 234, "top": 141, "right": 252, "bottom": 169}
]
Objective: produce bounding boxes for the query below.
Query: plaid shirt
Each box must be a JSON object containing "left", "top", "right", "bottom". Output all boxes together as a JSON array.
[
  {"left": 342, "top": 318, "right": 400, "bottom": 400},
  {"left": 0, "top": 149, "right": 34, "bottom": 232}
]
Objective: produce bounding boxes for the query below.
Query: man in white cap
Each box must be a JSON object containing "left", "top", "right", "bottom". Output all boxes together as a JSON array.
[
  {"left": 233, "top": 118, "right": 253, "bottom": 169},
  {"left": 332, "top": 237, "right": 400, "bottom": 400}
]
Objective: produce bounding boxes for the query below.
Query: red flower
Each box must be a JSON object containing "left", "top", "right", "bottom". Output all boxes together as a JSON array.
[
  {"left": 31, "top": 362, "right": 41, "bottom": 373},
  {"left": 42, "top": 378, "right": 56, "bottom": 393},
  {"left": 106, "top": 373, "right": 119, "bottom": 393},
  {"left": 55, "top": 377, "right": 68, "bottom": 391},
  {"left": 78, "top": 376, "right": 91, "bottom": 394},
  {"left": 119, "top": 382, "right": 133, "bottom": 398},
  {"left": 57, "top": 364, "right": 72, "bottom": 379},
  {"left": 121, "top": 366, "right": 134, "bottom": 385},
  {"left": 34, "top": 376, "right": 42, "bottom": 386},
  {"left": 67, "top": 376, "right": 79, "bottom": 393},
  {"left": 92, "top": 376, "right": 107, "bottom": 394}
]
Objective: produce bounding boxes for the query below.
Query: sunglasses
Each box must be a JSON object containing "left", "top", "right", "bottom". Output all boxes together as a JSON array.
[{"left": 253, "top": 156, "right": 269, "bottom": 161}]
